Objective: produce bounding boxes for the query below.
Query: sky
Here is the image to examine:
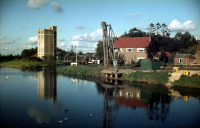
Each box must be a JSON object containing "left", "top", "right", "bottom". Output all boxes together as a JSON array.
[{"left": 0, "top": 0, "right": 200, "bottom": 55}]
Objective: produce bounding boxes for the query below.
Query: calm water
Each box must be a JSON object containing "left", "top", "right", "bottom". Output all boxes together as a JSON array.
[{"left": 0, "top": 67, "right": 200, "bottom": 128}]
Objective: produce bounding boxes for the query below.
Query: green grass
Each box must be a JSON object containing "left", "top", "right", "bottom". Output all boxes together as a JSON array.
[
  {"left": 57, "top": 65, "right": 103, "bottom": 76},
  {"left": 0, "top": 61, "right": 43, "bottom": 69},
  {"left": 172, "top": 74, "right": 200, "bottom": 88},
  {"left": 123, "top": 71, "right": 170, "bottom": 85}
]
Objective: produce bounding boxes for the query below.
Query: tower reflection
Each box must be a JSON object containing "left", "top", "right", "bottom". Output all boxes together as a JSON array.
[{"left": 37, "top": 68, "right": 57, "bottom": 102}]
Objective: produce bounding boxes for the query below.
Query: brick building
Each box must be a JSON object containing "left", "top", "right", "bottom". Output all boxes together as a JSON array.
[
  {"left": 113, "top": 37, "right": 154, "bottom": 64},
  {"left": 192, "top": 44, "right": 200, "bottom": 64},
  {"left": 174, "top": 53, "right": 192, "bottom": 65}
]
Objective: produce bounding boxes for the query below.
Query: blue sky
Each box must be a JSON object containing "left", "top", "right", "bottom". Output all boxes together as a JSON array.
[{"left": 0, "top": 0, "right": 200, "bottom": 55}]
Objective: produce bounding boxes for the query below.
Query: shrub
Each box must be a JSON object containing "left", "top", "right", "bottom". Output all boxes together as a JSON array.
[{"left": 172, "top": 74, "right": 200, "bottom": 88}]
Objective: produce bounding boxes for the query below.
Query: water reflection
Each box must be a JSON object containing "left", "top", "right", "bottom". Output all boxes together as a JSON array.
[
  {"left": 28, "top": 68, "right": 58, "bottom": 124},
  {"left": 28, "top": 106, "right": 51, "bottom": 124},
  {"left": 37, "top": 68, "right": 57, "bottom": 101},
  {"left": 101, "top": 80, "right": 173, "bottom": 125}
]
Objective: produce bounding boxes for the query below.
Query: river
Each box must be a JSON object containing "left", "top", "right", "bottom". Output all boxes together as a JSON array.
[{"left": 0, "top": 67, "right": 200, "bottom": 128}]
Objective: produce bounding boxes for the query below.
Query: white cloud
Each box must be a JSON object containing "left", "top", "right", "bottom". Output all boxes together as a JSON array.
[
  {"left": 126, "top": 13, "right": 140, "bottom": 17},
  {"left": 26, "top": 0, "right": 49, "bottom": 9},
  {"left": 0, "top": 36, "right": 6, "bottom": 40},
  {"left": 75, "top": 25, "right": 85, "bottom": 29},
  {"left": 168, "top": 20, "right": 197, "bottom": 32},
  {"left": 58, "top": 42, "right": 66, "bottom": 47},
  {"left": 27, "top": 36, "right": 38, "bottom": 44},
  {"left": 51, "top": 2, "right": 63, "bottom": 12},
  {"left": 12, "top": 37, "right": 21, "bottom": 43},
  {"left": 0, "top": 41, "right": 11, "bottom": 44},
  {"left": 68, "top": 29, "right": 102, "bottom": 53},
  {"left": 58, "top": 38, "right": 65, "bottom": 41}
]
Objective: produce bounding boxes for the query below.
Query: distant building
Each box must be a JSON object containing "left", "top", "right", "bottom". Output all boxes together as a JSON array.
[
  {"left": 38, "top": 26, "right": 57, "bottom": 59},
  {"left": 174, "top": 53, "right": 192, "bottom": 65},
  {"left": 192, "top": 44, "right": 200, "bottom": 64}
]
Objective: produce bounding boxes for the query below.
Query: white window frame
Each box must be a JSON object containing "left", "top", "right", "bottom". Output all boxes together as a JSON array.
[
  {"left": 137, "top": 48, "right": 145, "bottom": 52},
  {"left": 179, "top": 58, "right": 183, "bottom": 63},
  {"left": 115, "top": 48, "right": 122, "bottom": 53},
  {"left": 126, "top": 48, "right": 133, "bottom": 52}
]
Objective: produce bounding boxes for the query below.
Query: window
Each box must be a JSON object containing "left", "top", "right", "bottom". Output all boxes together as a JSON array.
[
  {"left": 137, "top": 48, "right": 145, "bottom": 52},
  {"left": 179, "top": 58, "right": 183, "bottom": 63},
  {"left": 115, "top": 48, "right": 122, "bottom": 53},
  {"left": 126, "top": 48, "right": 133, "bottom": 52}
]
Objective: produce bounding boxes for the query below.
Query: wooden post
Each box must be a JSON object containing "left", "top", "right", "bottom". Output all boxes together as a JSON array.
[
  {"left": 110, "top": 74, "right": 113, "bottom": 78},
  {"left": 115, "top": 74, "right": 118, "bottom": 79}
]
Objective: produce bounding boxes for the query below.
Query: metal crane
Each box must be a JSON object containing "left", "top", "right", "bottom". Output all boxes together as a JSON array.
[{"left": 101, "top": 22, "right": 119, "bottom": 72}]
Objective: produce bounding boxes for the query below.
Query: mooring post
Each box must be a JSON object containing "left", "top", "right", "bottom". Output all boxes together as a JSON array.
[
  {"left": 115, "top": 74, "right": 118, "bottom": 79},
  {"left": 110, "top": 74, "right": 113, "bottom": 78},
  {"left": 106, "top": 74, "right": 108, "bottom": 78}
]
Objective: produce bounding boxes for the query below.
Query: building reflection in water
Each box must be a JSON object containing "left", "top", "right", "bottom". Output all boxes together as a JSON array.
[
  {"left": 37, "top": 68, "right": 57, "bottom": 102},
  {"left": 114, "top": 85, "right": 150, "bottom": 109},
  {"left": 100, "top": 80, "right": 172, "bottom": 127}
]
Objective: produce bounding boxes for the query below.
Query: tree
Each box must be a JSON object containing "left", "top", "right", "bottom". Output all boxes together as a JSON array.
[
  {"left": 78, "top": 51, "right": 83, "bottom": 55},
  {"left": 42, "top": 55, "right": 55, "bottom": 67},
  {"left": 155, "top": 23, "right": 161, "bottom": 35},
  {"left": 21, "top": 47, "right": 37, "bottom": 58},
  {"left": 95, "top": 41, "right": 103, "bottom": 58},
  {"left": 147, "top": 23, "right": 156, "bottom": 36},
  {"left": 161, "top": 23, "right": 170, "bottom": 37}
]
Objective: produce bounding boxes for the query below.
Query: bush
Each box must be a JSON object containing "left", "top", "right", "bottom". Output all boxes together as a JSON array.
[
  {"left": 57, "top": 66, "right": 103, "bottom": 76},
  {"left": 123, "top": 71, "right": 170, "bottom": 85},
  {"left": 42, "top": 55, "right": 55, "bottom": 67},
  {"left": 172, "top": 74, "right": 200, "bottom": 88}
]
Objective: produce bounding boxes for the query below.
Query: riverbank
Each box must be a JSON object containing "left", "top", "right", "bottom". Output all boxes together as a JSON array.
[
  {"left": 57, "top": 65, "right": 200, "bottom": 88},
  {"left": 0, "top": 61, "right": 64, "bottom": 69},
  {"left": 1, "top": 62, "right": 200, "bottom": 88},
  {"left": 0, "top": 61, "right": 43, "bottom": 69}
]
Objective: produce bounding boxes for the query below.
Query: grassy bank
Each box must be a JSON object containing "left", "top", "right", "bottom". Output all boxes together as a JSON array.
[
  {"left": 0, "top": 61, "right": 43, "bottom": 69},
  {"left": 122, "top": 71, "right": 170, "bottom": 85},
  {"left": 57, "top": 65, "right": 103, "bottom": 76},
  {"left": 0, "top": 60, "right": 65, "bottom": 69},
  {"left": 172, "top": 74, "right": 200, "bottom": 88}
]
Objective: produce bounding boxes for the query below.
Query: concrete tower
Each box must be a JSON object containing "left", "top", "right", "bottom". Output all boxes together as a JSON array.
[{"left": 38, "top": 26, "right": 57, "bottom": 59}]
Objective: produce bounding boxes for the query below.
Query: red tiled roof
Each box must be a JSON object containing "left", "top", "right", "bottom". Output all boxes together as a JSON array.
[
  {"left": 115, "top": 97, "right": 149, "bottom": 109},
  {"left": 114, "top": 37, "right": 151, "bottom": 48}
]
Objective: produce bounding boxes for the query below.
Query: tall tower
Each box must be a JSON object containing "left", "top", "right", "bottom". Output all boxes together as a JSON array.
[{"left": 38, "top": 26, "right": 57, "bottom": 59}]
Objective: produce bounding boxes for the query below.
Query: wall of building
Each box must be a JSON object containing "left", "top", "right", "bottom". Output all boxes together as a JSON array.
[
  {"left": 38, "top": 26, "right": 57, "bottom": 59},
  {"left": 118, "top": 47, "right": 147, "bottom": 64},
  {"left": 174, "top": 58, "right": 190, "bottom": 64},
  {"left": 192, "top": 59, "right": 200, "bottom": 64}
]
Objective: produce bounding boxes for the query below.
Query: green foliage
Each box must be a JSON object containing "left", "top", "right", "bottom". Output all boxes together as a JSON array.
[
  {"left": 42, "top": 55, "right": 55, "bottom": 67},
  {"left": 0, "top": 61, "right": 43, "bottom": 69},
  {"left": 123, "top": 71, "right": 170, "bottom": 85},
  {"left": 95, "top": 41, "right": 103, "bottom": 58},
  {"left": 78, "top": 51, "right": 83, "bottom": 55},
  {"left": 21, "top": 47, "right": 37, "bottom": 59},
  {"left": 172, "top": 74, "right": 200, "bottom": 88},
  {"left": 57, "top": 66, "right": 103, "bottom": 76}
]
